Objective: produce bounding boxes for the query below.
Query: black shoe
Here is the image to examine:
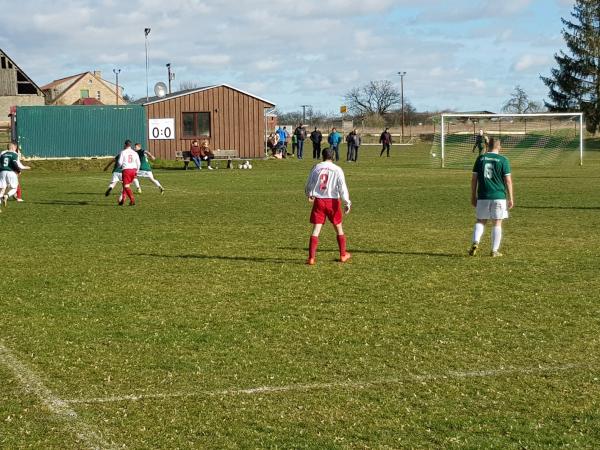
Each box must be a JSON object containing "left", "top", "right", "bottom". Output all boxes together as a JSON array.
[
  {"left": 118, "top": 200, "right": 124, "bottom": 206},
  {"left": 105, "top": 188, "right": 112, "bottom": 197}
]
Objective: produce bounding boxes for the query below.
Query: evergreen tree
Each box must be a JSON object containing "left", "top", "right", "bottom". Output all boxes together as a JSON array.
[{"left": 541, "top": 0, "right": 600, "bottom": 133}]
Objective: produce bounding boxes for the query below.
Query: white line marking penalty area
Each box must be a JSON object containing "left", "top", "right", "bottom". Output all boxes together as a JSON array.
[
  {"left": 0, "top": 342, "right": 118, "bottom": 450},
  {"left": 64, "top": 363, "right": 581, "bottom": 405}
]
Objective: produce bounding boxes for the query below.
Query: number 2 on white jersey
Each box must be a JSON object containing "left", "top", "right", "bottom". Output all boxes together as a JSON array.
[{"left": 319, "top": 172, "right": 329, "bottom": 191}]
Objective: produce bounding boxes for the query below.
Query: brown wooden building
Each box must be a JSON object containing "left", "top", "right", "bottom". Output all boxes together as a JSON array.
[{"left": 138, "top": 84, "right": 275, "bottom": 159}]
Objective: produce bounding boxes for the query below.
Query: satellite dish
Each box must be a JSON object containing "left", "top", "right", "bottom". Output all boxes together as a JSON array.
[{"left": 154, "top": 82, "right": 168, "bottom": 98}]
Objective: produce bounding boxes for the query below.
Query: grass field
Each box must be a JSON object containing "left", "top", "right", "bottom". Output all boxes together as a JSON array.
[{"left": 1, "top": 142, "right": 600, "bottom": 449}]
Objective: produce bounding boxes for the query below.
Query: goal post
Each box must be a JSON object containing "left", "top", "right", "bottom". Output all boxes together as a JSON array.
[{"left": 436, "top": 112, "right": 584, "bottom": 169}]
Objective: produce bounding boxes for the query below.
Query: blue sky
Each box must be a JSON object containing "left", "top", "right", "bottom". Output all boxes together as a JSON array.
[{"left": 0, "top": 0, "right": 575, "bottom": 113}]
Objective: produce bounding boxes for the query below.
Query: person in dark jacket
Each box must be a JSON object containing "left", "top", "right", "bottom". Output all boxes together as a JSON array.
[
  {"left": 346, "top": 129, "right": 361, "bottom": 162},
  {"left": 379, "top": 128, "right": 393, "bottom": 157},
  {"left": 294, "top": 124, "right": 307, "bottom": 159},
  {"left": 310, "top": 127, "right": 323, "bottom": 159}
]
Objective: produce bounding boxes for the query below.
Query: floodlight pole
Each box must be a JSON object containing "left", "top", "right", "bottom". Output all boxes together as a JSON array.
[
  {"left": 113, "top": 68, "right": 121, "bottom": 105},
  {"left": 301, "top": 105, "right": 311, "bottom": 124},
  {"left": 144, "top": 27, "right": 151, "bottom": 101},
  {"left": 166, "top": 63, "right": 172, "bottom": 94},
  {"left": 398, "top": 72, "right": 406, "bottom": 143}
]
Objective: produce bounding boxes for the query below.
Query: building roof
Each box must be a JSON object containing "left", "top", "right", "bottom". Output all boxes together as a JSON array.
[
  {"left": 135, "top": 84, "right": 275, "bottom": 107},
  {"left": 0, "top": 48, "right": 43, "bottom": 95},
  {"left": 42, "top": 71, "right": 125, "bottom": 105}
]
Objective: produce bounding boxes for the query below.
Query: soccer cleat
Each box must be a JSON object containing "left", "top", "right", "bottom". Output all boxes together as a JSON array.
[
  {"left": 160, "top": 187, "right": 165, "bottom": 195},
  {"left": 1, "top": 195, "right": 7, "bottom": 207},
  {"left": 208, "top": 166, "right": 214, "bottom": 170},
  {"left": 340, "top": 253, "right": 352, "bottom": 263},
  {"left": 491, "top": 251, "right": 503, "bottom": 258},
  {"left": 137, "top": 188, "right": 142, "bottom": 194},
  {"left": 105, "top": 187, "right": 112, "bottom": 197},
  {"left": 16, "top": 198, "right": 24, "bottom": 203},
  {"left": 306, "top": 258, "right": 316, "bottom": 265},
  {"left": 129, "top": 202, "right": 136, "bottom": 207},
  {"left": 468, "top": 243, "right": 479, "bottom": 256},
  {"left": 118, "top": 199, "right": 124, "bottom": 206}
]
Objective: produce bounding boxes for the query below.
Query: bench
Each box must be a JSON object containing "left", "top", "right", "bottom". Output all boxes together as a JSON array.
[{"left": 176, "top": 149, "right": 240, "bottom": 168}]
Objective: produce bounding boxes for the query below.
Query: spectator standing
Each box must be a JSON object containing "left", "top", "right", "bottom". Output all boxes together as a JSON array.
[
  {"left": 346, "top": 129, "right": 361, "bottom": 162},
  {"left": 310, "top": 127, "right": 323, "bottom": 159},
  {"left": 327, "top": 127, "right": 342, "bottom": 161},
  {"left": 294, "top": 124, "right": 307, "bottom": 159},
  {"left": 283, "top": 126, "right": 290, "bottom": 155},
  {"left": 291, "top": 133, "right": 298, "bottom": 158},
  {"left": 379, "top": 127, "right": 393, "bottom": 157}
]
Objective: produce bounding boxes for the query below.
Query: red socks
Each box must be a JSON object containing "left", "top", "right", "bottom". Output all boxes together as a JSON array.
[
  {"left": 337, "top": 234, "right": 347, "bottom": 256},
  {"left": 309, "top": 236, "right": 319, "bottom": 259},
  {"left": 124, "top": 187, "right": 135, "bottom": 203},
  {"left": 16, "top": 185, "right": 22, "bottom": 200}
]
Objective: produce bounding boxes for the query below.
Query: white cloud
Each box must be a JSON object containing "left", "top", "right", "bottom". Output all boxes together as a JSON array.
[{"left": 513, "top": 54, "right": 551, "bottom": 72}]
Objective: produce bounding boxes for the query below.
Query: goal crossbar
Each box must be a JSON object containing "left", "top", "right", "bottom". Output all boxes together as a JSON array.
[{"left": 440, "top": 112, "right": 584, "bottom": 167}]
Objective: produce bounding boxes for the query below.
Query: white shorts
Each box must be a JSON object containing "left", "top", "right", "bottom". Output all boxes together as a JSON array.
[
  {"left": 0, "top": 171, "right": 19, "bottom": 189},
  {"left": 137, "top": 170, "right": 153, "bottom": 178},
  {"left": 476, "top": 199, "right": 508, "bottom": 220},
  {"left": 110, "top": 172, "right": 122, "bottom": 184}
]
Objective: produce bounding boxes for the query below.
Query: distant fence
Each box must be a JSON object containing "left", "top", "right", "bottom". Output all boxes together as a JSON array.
[{"left": 16, "top": 105, "right": 146, "bottom": 158}]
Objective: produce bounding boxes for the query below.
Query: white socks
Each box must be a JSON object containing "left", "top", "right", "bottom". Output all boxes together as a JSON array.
[
  {"left": 150, "top": 177, "right": 162, "bottom": 189},
  {"left": 472, "top": 223, "right": 485, "bottom": 244},
  {"left": 6, "top": 188, "right": 17, "bottom": 198},
  {"left": 491, "top": 226, "right": 502, "bottom": 252}
]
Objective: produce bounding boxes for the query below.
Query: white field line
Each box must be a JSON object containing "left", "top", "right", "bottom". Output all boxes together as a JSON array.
[
  {"left": 0, "top": 342, "right": 118, "bottom": 450},
  {"left": 64, "top": 364, "right": 580, "bottom": 405}
]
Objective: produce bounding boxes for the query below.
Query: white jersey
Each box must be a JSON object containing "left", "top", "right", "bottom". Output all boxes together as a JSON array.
[
  {"left": 118, "top": 148, "right": 140, "bottom": 170},
  {"left": 305, "top": 161, "right": 351, "bottom": 206}
]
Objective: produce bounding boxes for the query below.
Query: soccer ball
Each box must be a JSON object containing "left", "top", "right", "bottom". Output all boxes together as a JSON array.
[
  {"left": 432, "top": 153, "right": 436, "bottom": 157},
  {"left": 239, "top": 164, "right": 244, "bottom": 169},
  {"left": 247, "top": 164, "right": 253, "bottom": 170}
]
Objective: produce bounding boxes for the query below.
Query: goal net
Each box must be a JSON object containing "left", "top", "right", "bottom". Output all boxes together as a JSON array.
[{"left": 431, "top": 113, "right": 584, "bottom": 168}]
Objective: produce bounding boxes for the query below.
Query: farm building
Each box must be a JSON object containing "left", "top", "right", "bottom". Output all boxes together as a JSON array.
[
  {"left": 0, "top": 49, "right": 45, "bottom": 124},
  {"left": 41, "top": 71, "right": 126, "bottom": 106},
  {"left": 136, "top": 84, "right": 275, "bottom": 159}
]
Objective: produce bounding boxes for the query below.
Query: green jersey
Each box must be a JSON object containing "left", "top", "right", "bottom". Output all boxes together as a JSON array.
[
  {"left": 473, "top": 152, "right": 511, "bottom": 200},
  {"left": 0, "top": 151, "right": 19, "bottom": 172},
  {"left": 137, "top": 149, "right": 152, "bottom": 171},
  {"left": 112, "top": 154, "right": 122, "bottom": 173}
]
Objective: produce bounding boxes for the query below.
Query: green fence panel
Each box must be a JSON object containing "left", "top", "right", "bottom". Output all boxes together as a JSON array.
[{"left": 16, "top": 105, "right": 146, "bottom": 158}]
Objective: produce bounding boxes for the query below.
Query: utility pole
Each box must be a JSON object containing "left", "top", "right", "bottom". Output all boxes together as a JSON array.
[
  {"left": 113, "top": 68, "right": 121, "bottom": 105},
  {"left": 398, "top": 72, "right": 406, "bottom": 143},
  {"left": 301, "top": 105, "right": 311, "bottom": 124},
  {"left": 166, "top": 63, "right": 175, "bottom": 94},
  {"left": 144, "top": 27, "right": 151, "bottom": 101}
]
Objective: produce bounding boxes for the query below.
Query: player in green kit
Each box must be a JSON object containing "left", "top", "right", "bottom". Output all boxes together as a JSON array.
[
  {"left": 0, "top": 142, "right": 29, "bottom": 211},
  {"left": 133, "top": 143, "right": 164, "bottom": 194},
  {"left": 104, "top": 153, "right": 123, "bottom": 198},
  {"left": 469, "top": 137, "right": 514, "bottom": 257}
]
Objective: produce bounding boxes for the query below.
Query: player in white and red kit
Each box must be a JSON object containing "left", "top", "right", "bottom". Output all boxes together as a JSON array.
[
  {"left": 117, "top": 140, "right": 140, "bottom": 206},
  {"left": 304, "top": 147, "right": 352, "bottom": 265}
]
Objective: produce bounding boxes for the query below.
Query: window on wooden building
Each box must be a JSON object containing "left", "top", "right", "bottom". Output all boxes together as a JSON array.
[
  {"left": 182, "top": 112, "right": 211, "bottom": 138},
  {"left": 80, "top": 89, "right": 89, "bottom": 99}
]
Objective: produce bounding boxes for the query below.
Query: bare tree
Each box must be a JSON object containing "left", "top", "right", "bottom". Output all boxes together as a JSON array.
[
  {"left": 502, "top": 86, "right": 544, "bottom": 113},
  {"left": 344, "top": 80, "right": 402, "bottom": 116},
  {"left": 179, "top": 81, "right": 203, "bottom": 91}
]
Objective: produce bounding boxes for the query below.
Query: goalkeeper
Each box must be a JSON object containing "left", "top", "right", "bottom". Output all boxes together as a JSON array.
[{"left": 472, "top": 129, "right": 488, "bottom": 155}]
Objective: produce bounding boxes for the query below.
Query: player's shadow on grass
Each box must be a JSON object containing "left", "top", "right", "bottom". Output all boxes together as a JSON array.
[
  {"left": 30, "top": 200, "right": 113, "bottom": 207},
  {"left": 133, "top": 252, "right": 302, "bottom": 264},
  {"left": 517, "top": 205, "right": 600, "bottom": 211},
  {"left": 276, "top": 247, "right": 460, "bottom": 258}
]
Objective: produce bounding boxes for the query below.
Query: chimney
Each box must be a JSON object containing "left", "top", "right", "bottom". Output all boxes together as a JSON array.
[{"left": 93, "top": 70, "right": 102, "bottom": 79}]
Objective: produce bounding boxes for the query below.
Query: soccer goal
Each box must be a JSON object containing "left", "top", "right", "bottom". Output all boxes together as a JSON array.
[{"left": 432, "top": 113, "right": 584, "bottom": 168}]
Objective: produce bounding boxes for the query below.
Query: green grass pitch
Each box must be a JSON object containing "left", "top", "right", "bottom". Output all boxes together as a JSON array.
[{"left": 1, "top": 142, "right": 600, "bottom": 448}]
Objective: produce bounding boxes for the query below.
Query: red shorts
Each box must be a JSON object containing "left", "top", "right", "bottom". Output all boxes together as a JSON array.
[
  {"left": 122, "top": 169, "right": 137, "bottom": 185},
  {"left": 310, "top": 198, "right": 343, "bottom": 225}
]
